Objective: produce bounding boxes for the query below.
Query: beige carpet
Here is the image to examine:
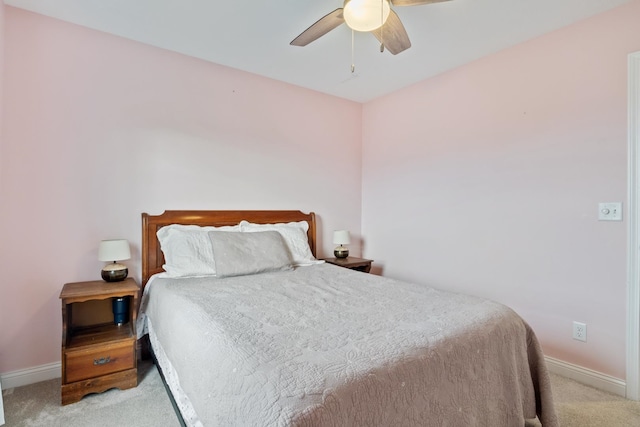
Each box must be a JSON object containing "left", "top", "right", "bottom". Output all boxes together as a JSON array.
[
  {"left": 3, "top": 362, "right": 640, "bottom": 426},
  {"left": 1, "top": 360, "right": 178, "bottom": 427},
  {"left": 526, "top": 372, "right": 640, "bottom": 427}
]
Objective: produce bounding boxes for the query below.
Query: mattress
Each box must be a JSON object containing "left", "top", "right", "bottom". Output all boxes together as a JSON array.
[{"left": 139, "top": 263, "right": 557, "bottom": 426}]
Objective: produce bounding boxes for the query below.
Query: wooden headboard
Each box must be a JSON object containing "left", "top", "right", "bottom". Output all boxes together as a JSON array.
[{"left": 141, "top": 210, "right": 317, "bottom": 288}]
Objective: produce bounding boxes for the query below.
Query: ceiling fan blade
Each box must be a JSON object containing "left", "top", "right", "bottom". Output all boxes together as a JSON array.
[
  {"left": 391, "top": 0, "right": 452, "bottom": 6},
  {"left": 290, "top": 8, "right": 345, "bottom": 47},
  {"left": 371, "top": 10, "right": 411, "bottom": 55}
]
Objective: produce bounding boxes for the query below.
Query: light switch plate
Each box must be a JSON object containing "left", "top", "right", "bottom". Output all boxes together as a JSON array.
[{"left": 599, "top": 202, "right": 623, "bottom": 221}]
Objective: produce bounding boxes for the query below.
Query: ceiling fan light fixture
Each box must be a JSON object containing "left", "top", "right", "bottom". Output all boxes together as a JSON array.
[{"left": 343, "top": 0, "right": 391, "bottom": 32}]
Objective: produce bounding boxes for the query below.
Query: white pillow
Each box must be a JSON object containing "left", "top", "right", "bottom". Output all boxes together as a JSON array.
[
  {"left": 208, "top": 230, "right": 293, "bottom": 278},
  {"left": 157, "top": 224, "right": 240, "bottom": 277},
  {"left": 239, "top": 220, "right": 317, "bottom": 266}
]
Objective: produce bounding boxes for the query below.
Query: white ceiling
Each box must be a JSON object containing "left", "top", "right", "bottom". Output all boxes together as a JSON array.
[{"left": 4, "top": 0, "right": 633, "bottom": 102}]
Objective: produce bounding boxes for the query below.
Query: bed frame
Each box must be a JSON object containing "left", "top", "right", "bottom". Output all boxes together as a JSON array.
[
  {"left": 141, "top": 210, "right": 317, "bottom": 289},
  {"left": 139, "top": 210, "right": 557, "bottom": 427}
]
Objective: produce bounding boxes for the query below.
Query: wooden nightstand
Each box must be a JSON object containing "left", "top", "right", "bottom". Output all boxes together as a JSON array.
[
  {"left": 59, "top": 278, "right": 139, "bottom": 405},
  {"left": 323, "top": 257, "right": 373, "bottom": 273}
]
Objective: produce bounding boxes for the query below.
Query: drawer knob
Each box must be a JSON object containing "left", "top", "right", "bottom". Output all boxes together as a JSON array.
[{"left": 93, "top": 356, "right": 111, "bottom": 366}]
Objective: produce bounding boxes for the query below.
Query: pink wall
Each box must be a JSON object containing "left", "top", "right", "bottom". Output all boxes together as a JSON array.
[
  {"left": 362, "top": 0, "right": 640, "bottom": 379},
  {"left": 0, "top": 7, "right": 362, "bottom": 373},
  {"left": 2, "top": 1, "right": 639, "bottom": 382},
  {"left": 0, "top": 4, "right": 3, "bottom": 189},
  {"left": 0, "top": 3, "right": 4, "bottom": 382}
]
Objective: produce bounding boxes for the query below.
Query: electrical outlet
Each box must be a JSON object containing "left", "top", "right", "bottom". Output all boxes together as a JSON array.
[{"left": 573, "top": 321, "right": 587, "bottom": 342}]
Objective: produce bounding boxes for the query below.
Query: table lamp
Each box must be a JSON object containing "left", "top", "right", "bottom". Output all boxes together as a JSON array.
[
  {"left": 98, "top": 239, "right": 131, "bottom": 282},
  {"left": 333, "top": 230, "right": 350, "bottom": 259}
]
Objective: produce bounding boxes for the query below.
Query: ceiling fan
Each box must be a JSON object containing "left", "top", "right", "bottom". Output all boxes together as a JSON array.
[{"left": 290, "top": 0, "right": 452, "bottom": 55}]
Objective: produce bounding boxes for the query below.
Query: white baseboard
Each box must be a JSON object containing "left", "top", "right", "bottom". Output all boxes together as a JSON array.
[
  {"left": 0, "top": 362, "right": 61, "bottom": 390},
  {"left": 545, "top": 356, "right": 627, "bottom": 397},
  {"left": 0, "top": 356, "right": 627, "bottom": 399}
]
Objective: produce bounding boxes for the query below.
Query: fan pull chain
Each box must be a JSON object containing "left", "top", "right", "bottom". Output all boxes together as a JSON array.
[
  {"left": 380, "top": 0, "right": 385, "bottom": 53},
  {"left": 351, "top": 30, "right": 355, "bottom": 73}
]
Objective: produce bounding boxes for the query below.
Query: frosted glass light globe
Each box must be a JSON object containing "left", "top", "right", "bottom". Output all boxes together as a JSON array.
[{"left": 343, "top": 0, "right": 391, "bottom": 32}]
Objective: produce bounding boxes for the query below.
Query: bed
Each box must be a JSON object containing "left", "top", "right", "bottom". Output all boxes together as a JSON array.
[{"left": 138, "top": 210, "right": 558, "bottom": 427}]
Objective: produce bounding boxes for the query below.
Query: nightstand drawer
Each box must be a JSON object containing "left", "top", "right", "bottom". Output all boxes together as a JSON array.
[{"left": 65, "top": 340, "right": 135, "bottom": 383}]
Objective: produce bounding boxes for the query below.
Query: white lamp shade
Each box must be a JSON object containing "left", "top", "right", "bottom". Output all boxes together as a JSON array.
[
  {"left": 98, "top": 239, "right": 131, "bottom": 262},
  {"left": 343, "top": 0, "right": 390, "bottom": 32},
  {"left": 333, "top": 230, "right": 351, "bottom": 245}
]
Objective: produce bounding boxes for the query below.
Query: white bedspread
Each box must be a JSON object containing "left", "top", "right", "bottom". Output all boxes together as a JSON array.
[{"left": 140, "top": 263, "right": 557, "bottom": 426}]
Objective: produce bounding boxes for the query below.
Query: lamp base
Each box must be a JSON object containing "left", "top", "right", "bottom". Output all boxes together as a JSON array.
[
  {"left": 101, "top": 263, "right": 128, "bottom": 282},
  {"left": 334, "top": 246, "right": 349, "bottom": 259}
]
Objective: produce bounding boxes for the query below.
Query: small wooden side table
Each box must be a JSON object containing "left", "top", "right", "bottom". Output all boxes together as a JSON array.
[
  {"left": 323, "top": 256, "right": 373, "bottom": 273},
  {"left": 59, "top": 278, "right": 139, "bottom": 405}
]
